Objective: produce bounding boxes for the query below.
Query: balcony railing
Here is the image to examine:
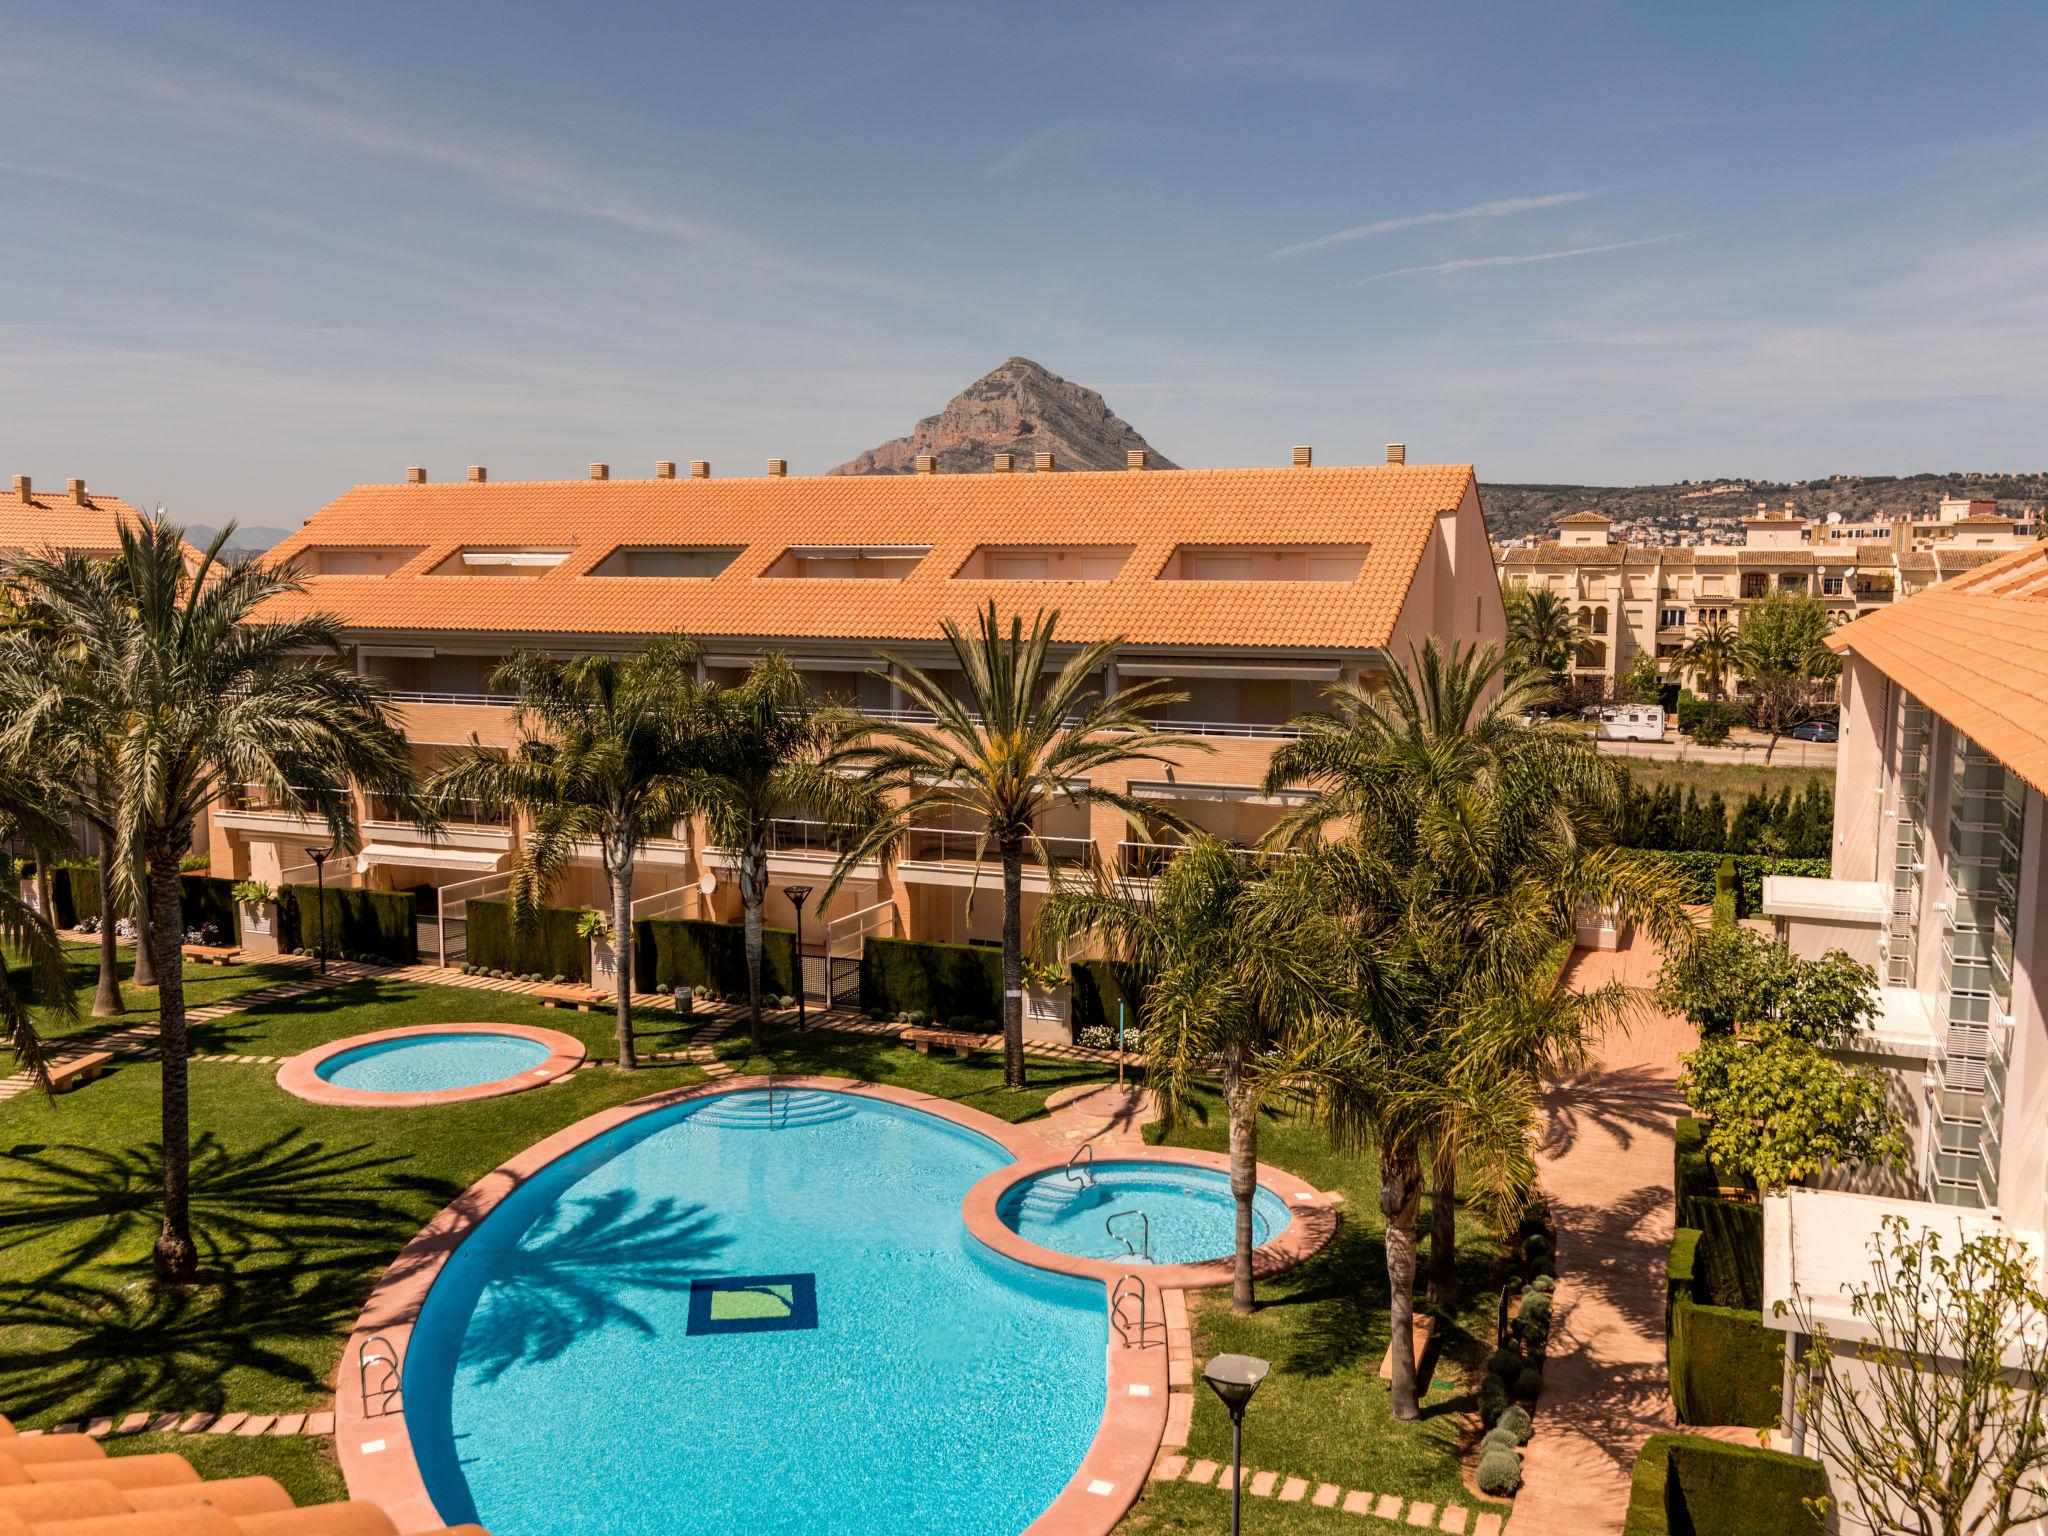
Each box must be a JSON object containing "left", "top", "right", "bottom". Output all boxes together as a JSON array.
[
  {"left": 903, "top": 827, "right": 1096, "bottom": 869},
  {"left": 1117, "top": 840, "right": 1296, "bottom": 879},
  {"left": 766, "top": 818, "right": 857, "bottom": 856},
  {"left": 222, "top": 783, "right": 328, "bottom": 815},
  {"left": 364, "top": 792, "right": 512, "bottom": 829},
  {"left": 843, "top": 704, "right": 1306, "bottom": 740},
  {"left": 386, "top": 689, "right": 519, "bottom": 708}
]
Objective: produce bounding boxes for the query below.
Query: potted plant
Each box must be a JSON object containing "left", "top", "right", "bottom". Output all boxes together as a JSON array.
[
  {"left": 1021, "top": 955, "right": 1071, "bottom": 1043},
  {"left": 232, "top": 878, "right": 280, "bottom": 954},
  {"left": 578, "top": 909, "right": 615, "bottom": 989}
]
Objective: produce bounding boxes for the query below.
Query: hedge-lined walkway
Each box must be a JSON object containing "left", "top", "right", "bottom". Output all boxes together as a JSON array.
[{"left": 1509, "top": 933, "right": 1695, "bottom": 1536}]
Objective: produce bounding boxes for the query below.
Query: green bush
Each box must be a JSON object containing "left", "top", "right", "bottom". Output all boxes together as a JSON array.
[
  {"left": 1622, "top": 1432, "right": 1827, "bottom": 1536},
  {"left": 277, "top": 885, "right": 417, "bottom": 965},
  {"left": 51, "top": 864, "right": 241, "bottom": 942},
  {"left": 1512, "top": 1366, "right": 1543, "bottom": 1401},
  {"left": 1495, "top": 1404, "right": 1534, "bottom": 1446},
  {"left": 1616, "top": 850, "right": 1831, "bottom": 911},
  {"left": 1487, "top": 1346, "right": 1525, "bottom": 1379},
  {"left": 633, "top": 916, "right": 795, "bottom": 997},
  {"left": 1668, "top": 1292, "right": 1783, "bottom": 1428},
  {"left": 1712, "top": 856, "right": 1738, "bottom": 925},
  {"left": 457, "top": 898, "right": 586, "bottom": 981},
  {"left": 1480, "top": 1427, "right": 1521, "bottom": 1459},
  {"left": 1067, "top": 957, "right": 1147, "bottom": 1036},
  {"left": 1476, "top": 1446, "right": 1523, "bottom": 1497},
  {"left": 1693, "top": 1199, "right": 1764, "bottom": 1313},
  {"left": 859, "top": 935, "right": 1004, "bottom": 1024},
  {"left": 1667, "top": 1227, "right": 1701, "bottom": 1333},
  {"left": 1674, "top": 1117, "right": 1754, "bottom": 1227},
  {"left": 1478, "top": 1374, "right": 1510, "bottom": 1427}
]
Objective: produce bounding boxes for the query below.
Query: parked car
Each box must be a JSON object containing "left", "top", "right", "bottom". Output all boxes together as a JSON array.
[{"left": 1787, "top": 720, "right": 1839, "bottom": 743}]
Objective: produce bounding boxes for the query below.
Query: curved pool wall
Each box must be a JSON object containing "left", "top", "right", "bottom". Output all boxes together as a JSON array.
[
  {"left": 403, "top": 1087, "right": 1108, "bottom": 1536},
  {"left": 997, "top": 1160, "right": 1294, "bottom": 1266},
  {"left": 316, "top": 1032, "right": 551, "bottom": 1094}
]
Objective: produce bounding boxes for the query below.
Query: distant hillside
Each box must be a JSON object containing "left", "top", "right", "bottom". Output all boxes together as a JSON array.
[
  {"left": 184, "top": 522, "right": 296, "bottom": 555},
  {"left": 831, "top": 356, "right": 1175, "bottom": 475},
  {"left": 1481, "top": 473, "right": 2048, "bottom": 543}
]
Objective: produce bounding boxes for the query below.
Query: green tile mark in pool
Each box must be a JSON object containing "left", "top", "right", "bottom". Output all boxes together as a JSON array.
[{"left": 688, "top": 1274, "right": 818, "bottom": 1335}]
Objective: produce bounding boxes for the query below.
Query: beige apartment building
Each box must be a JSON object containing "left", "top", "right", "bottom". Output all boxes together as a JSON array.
[
  {"left": 1495, "top": 500, "right": 2035, "bottom": 696},
  {"left": 210, "top": 447, "right": 1505, "bottom": 984}
]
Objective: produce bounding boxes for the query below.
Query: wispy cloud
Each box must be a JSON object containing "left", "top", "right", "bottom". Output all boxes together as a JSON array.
[
  {"left": 1358, "top": 232, "right": 1697, "bottom": 283},
  {"left": 983, "top": 119, "right": 1090, "bottom": 177},
  {"left": 1265, "top": 191, "right": 1598, "bottom": 260}
]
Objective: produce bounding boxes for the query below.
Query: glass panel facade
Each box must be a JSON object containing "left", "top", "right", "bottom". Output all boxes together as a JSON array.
[{"left": 1883, "top": 697, "right": 1931, "bottom": 988}]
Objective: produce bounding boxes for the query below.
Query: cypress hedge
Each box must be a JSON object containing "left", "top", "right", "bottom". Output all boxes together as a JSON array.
[
  {"left": 634, "top": 916, "right": 795, "bottom": 997},
  {"left": 467, "top": 898, "right": 589, "bottom": 982},
  {"left": 1616, "top": 850, "right": 1831, "bottom": 914},
  {"left": 1692, "top": 1199, "right": 1765, "bottom": 1312},
  {"left": 1668, "top": 1290, "right": 1783, "bottom": 1428},
  {"left": 1067, "top": 957, "right": 1148, "bottom": 1035},
  {"left": 1623, "top": 1432, "right": 1826, "bottom": 1535},
  {"left": 1665, "top": 1227, "right": 1700, "bottom": 1334},
  {"left": 1674, "top": 1116, "right": 1753, "bottom": 1226},
  {"left": 52, "top": 863, "right": 241, "bottom": 942},
  {"left": 858, "top": 935, "right": 1003, "bottom": 1023},
  {"left": 279, "top": 884, "right": 417, "bottom": 965}
]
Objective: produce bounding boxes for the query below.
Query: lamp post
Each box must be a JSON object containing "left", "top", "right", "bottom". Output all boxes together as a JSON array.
[
  {"left": 1203, "top": 1353, "right": 1270, "bottom": 1536},
  {"left": 303, "top": 846, "right": 330, "bottom": 975},
  {"left": 783, "top": 885, "right": 813, "bottom": 1030}
]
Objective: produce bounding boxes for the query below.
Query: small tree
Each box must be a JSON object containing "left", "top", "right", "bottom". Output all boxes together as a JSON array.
[
  {"left": 1615, "top": 650, "right": 1662, "bottom": 705},
  {"left": 1783, "top": 1215, "right": 2048, "bottom": 1536},
  {"left": 1735, "top": 592, "right": 1839, "bottom": 763}
]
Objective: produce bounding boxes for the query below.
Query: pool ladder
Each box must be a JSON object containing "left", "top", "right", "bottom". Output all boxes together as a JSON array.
[
  {"left": 1064, "top": 1141, "right": 1097, "bottom": 1190},
  {"left": 1110, "top": 1274, "right": 1161, "bottom": 1349},
  {"left": 358, "top": 1334, "right": 403, "bottom": 1418},
  {"left": 1106, "top": 1208, "right": 1152, "bottom": 1263}
]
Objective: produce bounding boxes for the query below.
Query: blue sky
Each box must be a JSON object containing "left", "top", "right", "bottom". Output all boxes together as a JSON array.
[{"left": 4, "top": 1, "right": 2046, "bottom": 529}]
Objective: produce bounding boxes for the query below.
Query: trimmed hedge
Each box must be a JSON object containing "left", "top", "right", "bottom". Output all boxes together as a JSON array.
[
  {"left": 51, "top": 863, "right": 240, "bottom": 942},
  {"left": 467, "top": 898, "right": 588, "bottom": 983},
  {"left": 859, "top": 935, "right": 1003, "bottom": 1023},
  {"left": 279, "top": 884, "right": 418, "bottom": 965},
  {"left": 1669, "top": 1291, "right": 1783, "bottom": 1428},
  {"left": 634, "top": 916, "right": 795, "bottom": 997},
  {"left": 1666, "top": 1227, "right": 1700, "bottom": 1333},
  {"left": 1693, "top": 1198, "right": 1764, "bottom": 1312},
  {"left": 1674, "top": 1117, "right": 1753, "bottom": 1227},
  {"left": 1623, "top": 1432, "right": 1827, "bottom": 1536},
  {"left": 1616, "top": 850, "right": 1831, "bottom": 916},
  {"left": 1067, "top": 957, "right": 1147, "bottom": 1036}
]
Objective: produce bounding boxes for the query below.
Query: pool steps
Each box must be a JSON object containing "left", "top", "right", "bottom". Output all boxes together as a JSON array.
[{"left": 682, "top": 1088, "right": 859, "bottom": 1130}]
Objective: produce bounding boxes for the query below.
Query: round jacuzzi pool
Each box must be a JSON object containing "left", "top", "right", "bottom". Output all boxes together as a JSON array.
[
  {"left": 278, "top": 1024, "right": 584, "bottom": 1106},
  {"left": 996, "top": 1159, "right": 1294, "bottom": 1266}
]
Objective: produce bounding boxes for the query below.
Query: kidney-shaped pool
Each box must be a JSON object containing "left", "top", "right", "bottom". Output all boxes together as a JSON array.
[{"left": 401, "top": 1087, "right": 1107, "bottom": 1536}]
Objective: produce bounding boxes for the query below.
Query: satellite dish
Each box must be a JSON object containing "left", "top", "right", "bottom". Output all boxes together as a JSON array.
[{"left": 697, "top": 871, "right": 718, "bottom": 896}]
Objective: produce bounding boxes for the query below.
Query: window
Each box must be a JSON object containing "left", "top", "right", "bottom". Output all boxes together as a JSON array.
[
  {"left": 1659, "top": 608, "right": 1686, "bottom": 629},
  {"left": 429, "top": 547, "right": 571, "bottom": 576},
  {"left": 1822, "top": 574, "right": 1845, "bottom": 596},
  {"left": 588, "top": 546, "right": 741, "bottom": 579},
  {"left": 952, "top": 545, "right": 1133, "bottom": 581},
  {"left": 763, "top": 546, "right": 931, "bottom": 580},
  {"left": 1157, "top": 545, "right": 1371, "bottom": 582}
]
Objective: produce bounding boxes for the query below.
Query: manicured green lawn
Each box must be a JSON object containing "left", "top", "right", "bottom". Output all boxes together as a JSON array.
[{"left": 13, "top": 942, "right": 313, "bottom": 1045}]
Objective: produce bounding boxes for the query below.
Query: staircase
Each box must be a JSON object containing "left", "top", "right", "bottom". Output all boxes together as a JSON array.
[{"left": 684, "top": 1088, "right": 859, "bottom": 1131}]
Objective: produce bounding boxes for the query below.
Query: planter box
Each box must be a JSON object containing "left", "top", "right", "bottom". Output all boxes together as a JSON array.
[
  {"left": 591, "top": 936, "right": 620, "bottom": 990},
  {"left": 1023, "top": 983, "right": 1071, "bottom": 1044},
  {"left": 238, "top": 899, "right": 281, "bottom": 957}
]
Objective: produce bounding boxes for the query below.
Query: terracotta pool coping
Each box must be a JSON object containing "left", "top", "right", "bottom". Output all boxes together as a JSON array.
[
  {"left": 276, "top": 1023, "right": 586, "bottom": 1108},
  {"left": 333, "top": 1075, "right": 1335, "bottom": 1536}
]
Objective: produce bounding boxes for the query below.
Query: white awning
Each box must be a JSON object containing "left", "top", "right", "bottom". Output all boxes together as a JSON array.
[
  {"left": 355, "top": 843, "right": 507, "bottom": 875},
  {"left": 1131, "top": 779, "right": 1316, "bottom": 807}
]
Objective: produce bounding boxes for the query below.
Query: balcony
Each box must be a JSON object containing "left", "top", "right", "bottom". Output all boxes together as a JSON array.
[
  {"left": 1115, "top": 840, "right": 1293, "bottom": 880},
  {"left": 213, "top": 784, "right": 332, "bottom": 836},
  {"left": 852, "top": 704, "right": 1305, "bottom": 741},
  {"left": 903, "top": 827, "right": 1096, "bottom": 869},
  {"left": 365, "top": 792, "right": 511, "bottom": 830}
]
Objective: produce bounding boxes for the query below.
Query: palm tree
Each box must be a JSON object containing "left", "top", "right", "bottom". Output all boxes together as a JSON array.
[
  {"left": 825, "top": 605, "right": 1208, "bottom": 1089},
  {"left": 683, "top": 655, "right": 879, "bottom": 1057},
  {"left": 428, "top": 643, "right": 711, "bottom": 1070},
  {"left": 1037, "top": 837, "right": 1343, "bottom": 1313},
  {"left": 1503, "top": 587, "right": 1582, "bottom": 685},
  {"left": 1265, "top": 640, "right": 1693, "bottom": 1415},
  {"left": 4, "top": 515, "right": 427, "bottom": 1283},
  {"left": 0, "top": 768, "right": 83, "bottom": 1080},
  {"left": 1680, "top": 618, "right": 1737, "bottom": 706}
]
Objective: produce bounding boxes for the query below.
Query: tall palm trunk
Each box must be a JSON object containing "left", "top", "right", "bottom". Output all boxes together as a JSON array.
[
  {"left": 148, "top": 845, "right": 198, "bottom": 1284},
  {"left": 741, "top": 837, "right": 768, "bottom": 1056},
  {"left": 34, "top": 854, "right": 53, "bottom": 934},
  {"left": 91, "top": 836, "right": 123, "bottom": 1017},
  {"left": 1428, "top": 1163, "right": 1460, "bottom": 1304},
  {"left": 1381, "top": 1150, "right": 1424, "bottom": 1421},
  {"left": 130, "top": 845, "right": 157, "bottom": 989},
  {"left": 610, "top": 842, "right": 637, "bottom": 1070},
  {"left": 1000, "top": 838, "right": 1026, "bottom": 1090},
  {"left": 1225, "top": 1046, "right": 1258, "bottom": 1315}
]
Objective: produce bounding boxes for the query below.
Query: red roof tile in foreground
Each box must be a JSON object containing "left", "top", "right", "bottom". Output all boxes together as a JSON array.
[
  {"left": 0, "top": 1413, "right": 487, "bottom": 1535},
  {"left": 253, "top": 463, "right": 1478, "bottom": 651},
  {"left": 1831, "top": 538, "right": 2048, "bottom": 793},
  {"left": 0, "top": 490, "right": 151, "bottom": 556}
]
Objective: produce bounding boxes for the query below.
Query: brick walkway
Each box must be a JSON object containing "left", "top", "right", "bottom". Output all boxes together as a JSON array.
[{"left": 1508, "top": 932, "right": 1696, "bottom": 1536}]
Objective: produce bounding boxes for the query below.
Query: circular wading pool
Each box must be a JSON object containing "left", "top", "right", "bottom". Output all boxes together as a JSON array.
[
  {"left": 277, "top": 1024, "right": 584, "bottom": 1107},
  {"left": 996, "top": 1159, "right": 1295, "bottom": 1266}
]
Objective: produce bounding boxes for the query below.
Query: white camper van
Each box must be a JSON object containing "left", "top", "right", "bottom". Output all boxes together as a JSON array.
[{"left": 1592, "top": 705, "right": 1666, "bottom": 742}]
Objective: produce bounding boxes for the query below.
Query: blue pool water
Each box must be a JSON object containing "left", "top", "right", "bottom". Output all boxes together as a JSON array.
[
  {"left": 405, "top": 1088, "right": 1107, "bottom": 1536},
  {"left": 997, "top": 1160, "right": 1294, "bottom": 1266},
  {"left": 315, "top": 1032, "right": 550, "bottom": 1094}
]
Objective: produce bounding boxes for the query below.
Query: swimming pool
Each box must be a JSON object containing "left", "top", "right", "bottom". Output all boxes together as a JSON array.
[
  {"left": 316, "top": 1031, "right": 550, "bottom": 1094},
  {"left": 402, "top": 1088, "right": 1108, "bottom": 1536},
  {"left": 997, "top": 1159, "right": 1294, "bottom": 1266}
]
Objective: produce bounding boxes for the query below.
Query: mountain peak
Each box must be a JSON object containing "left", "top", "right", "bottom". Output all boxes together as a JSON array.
[{"left": 828, "top": 357, "right": 1176, "bottom": 475}]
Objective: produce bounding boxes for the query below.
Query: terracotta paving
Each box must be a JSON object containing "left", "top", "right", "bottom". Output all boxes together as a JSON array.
[{"left": 1507, "top": 931, "right": 1695, "bottom": 1536}]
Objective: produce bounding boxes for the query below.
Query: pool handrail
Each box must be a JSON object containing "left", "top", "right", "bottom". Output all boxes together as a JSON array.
[
  {"left": 1109, "top": 1273, "right": 1156, "bottom": 1348},
  {"left": 359, "top": 1333, "right": 403, "bottom": 1418},
  {"left": 1106, "top": 1207, "right": 1152, "bottom": 1263},
  {"left": 1064, "top": 1141, "right": 1097, "bottom": 1189}
]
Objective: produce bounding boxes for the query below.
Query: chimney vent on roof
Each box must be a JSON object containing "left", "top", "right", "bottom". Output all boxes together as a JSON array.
[
  {"left": 12, "top": 475, "right": 29, "bottom": 503},
  {"left": 67, "top": 477, "right": 87, "bottom": 505},
  {"left": 656, "top": 460, "right": 676, "bottom": 479},
  {"left": 468, "top": 466, "right": 487, "bottom": 483},
  {"left": 992, "top": 452, "right": 1015, "bottom": 473},
  {"left": 406, "top": 467, "right": 427, "bottom": 485},
  {"left": 690, "top": 460, "right": 710, "bottom": 479},
  {"left": 914, "top": 454, "right": 936, "bottom": 475},
  {"left": 1292, "top": 446, "right": 1313, "bottom": 468},
  {"left": 1126, "top": 450, "right": 1148, "bottom": 471},
  {"left": 589, "top": 463, "right": 610, "bottom": 481},
  {"left": 767, "top": 458, "right": 787, "bottom": 478},
  {"left": 1033, "top": 451, "right": 1055, "bottom": 473},
  {"left": 1385, "top": 443, "right": 1406, "bottom": 466}
]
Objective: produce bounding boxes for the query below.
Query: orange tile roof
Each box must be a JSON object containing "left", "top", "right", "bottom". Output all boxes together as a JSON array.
[
  {"left": 1830, "top": 538, "right": 2048, "bottom": 793},
  {"left": 0, "top": 489, "right": 150, "bottom": 556},
  {"left": 0, "top": 1414, "right": 486, "bottom": 1536},
  {"left": 254, "top": 463, "right": 1477, "bottom": 651}
]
